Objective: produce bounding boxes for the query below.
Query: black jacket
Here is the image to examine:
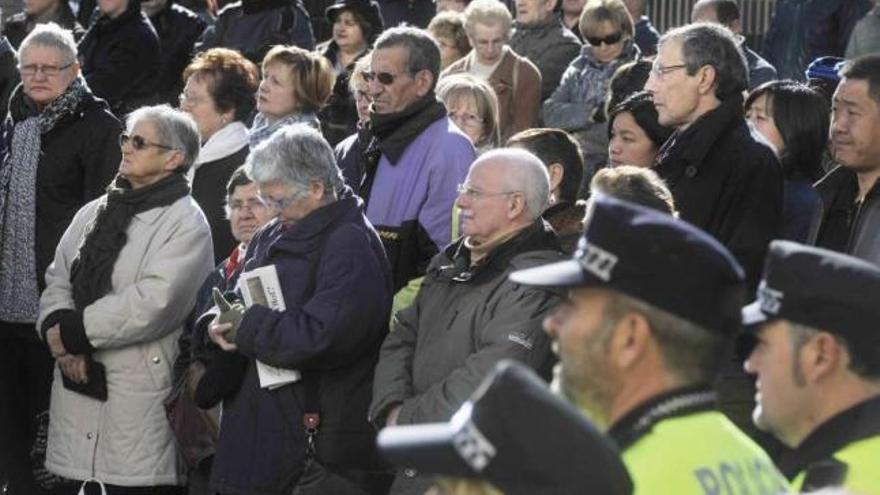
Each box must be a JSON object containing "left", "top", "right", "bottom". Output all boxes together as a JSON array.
[
  {"left": 78, "top": 0, "right": 161, "bottom": 117},
  {"left": 149, "top": 1, "right": 207, "bottom": 106},
  {"left": 655, "top": 95, "right": 783, "bottom": 291},
  {"left": 2, "top": 84, "right": 121, "bottom": 292},
  {"left": 4, "top": 3, "right": 85, "bottom": 49},
  {"left": 192, "top": 146, "right": 248, "bottom": 266},
  {"left": 318, "top": 40, "right": 366, "bottom": 147},
  {"left": 195, "top": 0, "right": 315, "bottom": 65},
  {"left": 206, "top": 194, "right": 392, "bottom": 495},
  {"left": 0, "top": 39, "right": 19, "bottom": 121}
]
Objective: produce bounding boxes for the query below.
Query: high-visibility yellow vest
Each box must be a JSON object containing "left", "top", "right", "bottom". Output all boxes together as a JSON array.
[
  {"left": 622, "top": 411, "right": 790, "bottom": 495},
  {"left": 793, "top": 434, "right": 880, "bottom": 494}
]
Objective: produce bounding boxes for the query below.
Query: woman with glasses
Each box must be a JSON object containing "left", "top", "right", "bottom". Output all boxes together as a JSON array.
[
  {"left": 543, "top": 0, "right": 639, "bottom": 174},
  {"left": 203, "top": 125, "right": 393, "bottom": 494},
  {"left": 180, "top": 48, "right": 259, "bottom": 264},
  {"left": 317, "top": 0, "right": 384, "bottom": 147},
  {"left": 0, "top": 24, "right": 121, "bottom": 494},
  {"left": 437, "top": 73, "right": 500, "bottom": 154},
  {"left": 37, "top": 105, "right": 213, "bottom": 495},
  {"left": 249, "top": 45, "right": 335, "bottom": 148}
]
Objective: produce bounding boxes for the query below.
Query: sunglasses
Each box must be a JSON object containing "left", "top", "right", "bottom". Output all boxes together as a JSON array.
[
  {"left": 586, "top": 32, "right": 623, "bottom": 46},
  {"left": 119, "top": 133, "right": 174, "bottom": 151},
  {"left": 361, "top": 71, "right": 405, "bottom": 85}
]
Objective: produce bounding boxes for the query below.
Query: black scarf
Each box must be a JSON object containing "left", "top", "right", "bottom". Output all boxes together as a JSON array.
[{"left": 69, "top": 172, "right": 190, "bottom": 310}]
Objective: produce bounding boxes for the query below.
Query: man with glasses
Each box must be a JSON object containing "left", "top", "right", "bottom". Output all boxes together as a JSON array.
[
  {"left": 349, "top": 26, "right": 475, "bottom": 297},
  {"left": 0, "top": 23, "right": 120, "bottom": 495},
  {"left": 370, "top": 148, "right": 563, "bottom": 495}
]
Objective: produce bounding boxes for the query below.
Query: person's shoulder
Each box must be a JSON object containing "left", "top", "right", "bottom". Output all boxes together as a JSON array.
[
  {"left": 4, "top": 11, "right": 27, "bottom": 28},
  {"left": 76, "top": 93, "right": 121, "bottom": 127},
  {"left": 168, "top": 3, "right": 207, "bottom": 26},
  {"left": 215, "top": 1, "right": 244, "bottom": 18}
]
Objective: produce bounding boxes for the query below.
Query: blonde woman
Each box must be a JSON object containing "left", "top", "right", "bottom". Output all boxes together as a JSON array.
[{"left": 437, "top": 73, "right": 500, "bottom": 154}]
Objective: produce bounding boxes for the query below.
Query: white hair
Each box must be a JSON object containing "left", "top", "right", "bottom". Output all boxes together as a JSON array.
[
  {"left": 473, "top": 147, "right": 550, "bottom": 219},
  {"left": 127, "top": 105, "right": 201, "bottom": 172},
  {"left": 19, "top": 22, "right": 78, "bottom": 65},
  {"left": 246, "top": 124, "right": 344, "bottom": 194}
]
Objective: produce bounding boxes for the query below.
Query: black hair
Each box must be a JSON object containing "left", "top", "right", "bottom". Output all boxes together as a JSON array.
[
  {"left": 507, "top": 128, "right": 584, "bottom": 204},
  {"left": 607, "top": 91, "right": 674, "bottom": 149},
  {"left": 745, "top": 80, "right": 830, "bottom": 182},
  {"left": 840, "top": 54, "right": 880, "bottom": 107},
  {"left": 226, "top": 165, "right": 253, "bottom": 199}
]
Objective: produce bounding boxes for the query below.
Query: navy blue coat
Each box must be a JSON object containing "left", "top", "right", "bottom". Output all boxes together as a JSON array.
[{"left": 209, "top": 193, "right": 393, "bottom": 495}]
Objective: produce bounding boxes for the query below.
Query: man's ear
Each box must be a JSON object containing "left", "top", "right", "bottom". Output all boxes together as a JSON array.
[
  {"left": 414, "top": 69, "right": 435, "bottom": 98},
  {"left": 547, "top": 163, "right": 564, "bottom": 197},
  {"left": 696, "top": 64, "right": 718, "bottom": 97},
  {"left": 802, "top": 332, "right": 847, "bottom": 384},
  {"left": 507, "top": 192, "right": 527, "bottom": 219},
  {"left": 609, "top": 312, "right": 652, "bottom": 371}
]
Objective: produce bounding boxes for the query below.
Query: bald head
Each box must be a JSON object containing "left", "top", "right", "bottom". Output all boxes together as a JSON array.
[{"left": 473, "top": 148, "right": 551, "bottom": 219}]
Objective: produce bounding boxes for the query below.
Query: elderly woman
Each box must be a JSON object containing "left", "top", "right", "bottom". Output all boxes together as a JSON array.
[
  {"left": 543, "top": 0, "right": 640, "bottom": 173},
  {"left": 0, "top": 23, "right": 120, "bottom": 494},
  {"left": 37, "top": 105, "right": 213, "bottom": 494},
  {"left": 437, "top": 73, "right": 500, "bottom": 154},
  {"left": 249, "top": 45, "right": 335, "bottom": 148},
  {"left": 205, "top": 125, "right": 393, "bottom": 494},
  {"left": 180, "top": 47, "right": 260, "bottom": 264},
  {"left": 318, "top": 0, "right": 384, "bottom": 146},
  {"left": 607, "top": 90, "right": 672, "bottom": 168},
  {"left": 427, "top": 11, "right": 471, "bottom": 71},
  {"left": 77, "top": 0, "right": 161, "bottom": 116},
  {"left": 442, "top": 0, "right": 541, "bottom": 140}
]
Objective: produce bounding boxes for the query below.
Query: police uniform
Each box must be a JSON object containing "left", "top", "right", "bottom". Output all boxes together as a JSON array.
[
  {"left": 376, "top": 360, "right": 634, "bottom": 495},
  {"left": 510, "top": 194, "right": 790, "bottom": 495},
  {"left": 742, "top": 240, "right": 880, "bottom": 494}
]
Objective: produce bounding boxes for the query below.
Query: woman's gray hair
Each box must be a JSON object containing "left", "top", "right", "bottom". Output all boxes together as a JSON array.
[
  {"left": 19, "top": 22, "right": 78, "bottom": 65},
  {"left": 463, "top": 0, "right": 513, "bottom": 38},
  {"left": 246, "top": 124, "right": 344, "bottom": 196},
  {"left": 127, "top": 105, "right": 201, "bottom": 172}
]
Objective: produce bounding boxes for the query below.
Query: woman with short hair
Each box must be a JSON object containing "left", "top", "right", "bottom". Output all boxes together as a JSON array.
[
  {"left": 180, "top": 47, "right": 260, "bottom": 264},
  {"left": 249, "top": 45, "right": 335, "bottom": 148},
  {"left": 437, "top": 73, "right": 500, "bottom": 153},
  {"left": 427, "top": 11, "right": 471, "bottom": 71},
  {"left": 37, "top": 105, "right": 214, "bottom": 495},
  {"left": 544, "top": 0, "right": 640, "bottom": 173},
  {"left": 442, "top": 0, "right": 541, "bottom": 140},
  {"left": 205, "top": 125, "right": 393, "bottom": 494}
]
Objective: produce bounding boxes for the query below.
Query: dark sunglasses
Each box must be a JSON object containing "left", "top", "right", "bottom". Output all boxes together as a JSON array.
[
  {"left": 361, "top": 71, "right": 402, "bottom": 85},
  {"left": 119, "top": 133, "right": 174, "bottom": 151},
  {"left": 586, "top": 32, "right": 623, "bottom": 46}
]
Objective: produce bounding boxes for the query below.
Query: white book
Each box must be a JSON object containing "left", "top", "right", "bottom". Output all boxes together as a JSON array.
[{"left": 238, "top": 265, "right": 301, "bottom": 389}]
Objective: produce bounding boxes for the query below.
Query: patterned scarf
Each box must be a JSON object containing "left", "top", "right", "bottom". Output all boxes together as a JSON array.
[
  {"left": 248, "top": 112, "right": 320, "bottom": 149},
  {"left": 0, "top": 77, "right": 88, "bottom": 323}
]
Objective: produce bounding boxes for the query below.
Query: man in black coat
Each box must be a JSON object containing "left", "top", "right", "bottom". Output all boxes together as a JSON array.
[
  {"left": 3, "top": 0, "right": 85, "bottom": 48},
  {"left": 645, "top": 22, "right": 783, "bottom": 292},
  {"left": 143, "top": 0, "right": 207, "bottom": 106}
]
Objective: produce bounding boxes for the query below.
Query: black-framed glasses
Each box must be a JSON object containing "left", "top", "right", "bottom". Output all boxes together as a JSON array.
[
  {"left": 119, "top": 133, "right": 174, "bottom": 151},
  {"left": 650, "top": 63, "right": 688, "bottom": 78},
  {"left": 362, "top": 71, "right": 405, "bottom": 86},
  {"left": 586, "top": 32, "right": 623, "bottom": 47},
  {"left": 19, "top": 62, "right": 75, "bottom": 77}
]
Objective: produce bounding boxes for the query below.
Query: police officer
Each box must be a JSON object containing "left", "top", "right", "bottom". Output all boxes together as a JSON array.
[
  {"left": 741, "top": 240, "right": 880, "bottom": 493},
  {"left": 510, "top": 194, "right": 789, "bottom": 494}
]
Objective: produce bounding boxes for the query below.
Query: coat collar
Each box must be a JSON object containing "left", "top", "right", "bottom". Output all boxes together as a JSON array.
[{"left": 607, "top": 385, "right": 716, "bottom": 450}]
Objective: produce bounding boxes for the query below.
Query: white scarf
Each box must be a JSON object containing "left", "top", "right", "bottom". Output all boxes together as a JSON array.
[{"left": 194, "top": 122, "right": 249, "bottom": 169}]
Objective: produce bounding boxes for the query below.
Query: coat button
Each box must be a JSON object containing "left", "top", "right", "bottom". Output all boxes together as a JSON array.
[
  {"left": 684, "top": 165, "right": 698, "bottom": 178},
  {"left": 404, "top": 468, "right": 417, "bottom": 478},
  {"left": 86, "top": 432, "right": 93, "bottom": 440},
  {"left": 152, "top": 356, "right": 161, "bottom": 364}
]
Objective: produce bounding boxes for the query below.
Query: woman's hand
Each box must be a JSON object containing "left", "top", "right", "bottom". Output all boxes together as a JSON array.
[
  {"left": 46, "top": 325, "right": 68, "bottom": 359},
  {"left": 208, "top": 318, "right": 238, "bottom": 352},
  {"left": 58, "top": 354, "right": 88, "bottom": 383}
]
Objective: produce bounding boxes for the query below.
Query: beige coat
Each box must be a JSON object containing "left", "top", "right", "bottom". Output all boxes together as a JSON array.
[
  {"left": 37, "top": 194, "right": 213, "bottom": 486},
  {"left": 442, "top": 47, "right": 542, "bottom": 142}
]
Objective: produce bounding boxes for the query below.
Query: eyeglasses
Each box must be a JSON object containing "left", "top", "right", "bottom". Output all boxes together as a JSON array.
[
  {"left": 362, "top": 71, "right": 406, "bottom": 86},
  {"left": 449, "top": 111, "right": 484, "bottom": 128},
  {"left": 119, "top": 133, "right": 175, "bottom": 151},
  {"left": 178, "top": 92, "right": 208, "bottom": 106},
  {"left": 228, "top": 198, "right": 267, "bottom": 213},
  {"left": 19, "top": 62, "right": 74, "bottom": 77},
  {"left": 586, "top": 32, "right": 623, "bottom": 47},
  {"left": 456, "top": 183, "right": 520, "bottom": 200},
  {"left": 256, "top": 189, "right": 308, "bottom": 211},
  {"left": 650, "top": 63, "right": 688, "bottom": 78}
]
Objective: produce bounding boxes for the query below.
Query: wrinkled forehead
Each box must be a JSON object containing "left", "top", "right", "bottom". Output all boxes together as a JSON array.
[{"left": 372, "top": 46, "right": 410, "bottom": 73}]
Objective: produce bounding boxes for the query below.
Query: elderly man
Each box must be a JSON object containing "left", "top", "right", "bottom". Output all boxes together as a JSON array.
[
  {"left": 511, "top": 195, "right": 789, "bottom": 494},
  {"left": 344, "top": 26, "right": 476, "bottom": 295},
  {"left": 0, "top": 23, "right": 120, "bottom": 494},
  {"left": 644, "top": 23, "right": 782, "bottom": 291},
  {"left": 442, "top": 0, "right": 542, "bottom": 140},
  {"left": 743, "top": 241, "right": 880, "bottom": 492},
  {"left": 808, "top": 55, "right": 880, "bottom": 265},
  {"left": 370, "top": 148, "right": 563, "bottom": 495},
  {"left": 691, "top": 0, "right": 777, "bottom": 90},
  {"left": 509, "top": 0, "right": 581, "bottom": 100}
]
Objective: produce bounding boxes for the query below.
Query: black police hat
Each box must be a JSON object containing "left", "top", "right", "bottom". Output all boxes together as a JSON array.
[
  {"left": 377, "top": 360, "right": 633, "bottom": 495},
  {"left": 742, "top": 241, "right": 880, "bottom": 350},
  {"left": 509, "top": 194, "right": 746, "bottom": 334}
]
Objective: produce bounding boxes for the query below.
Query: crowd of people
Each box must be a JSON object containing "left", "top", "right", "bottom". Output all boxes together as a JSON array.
[{"left": 0, "top": 0, "right": 879, "bottom": 493}]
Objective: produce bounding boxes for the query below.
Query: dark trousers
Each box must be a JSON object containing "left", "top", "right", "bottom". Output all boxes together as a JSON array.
[
  {"left": 0, "top": 321, "right": 54, "bottom": 495},
  {"left": 50, "top": 483, "right": 185, "bottom": 495}
]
